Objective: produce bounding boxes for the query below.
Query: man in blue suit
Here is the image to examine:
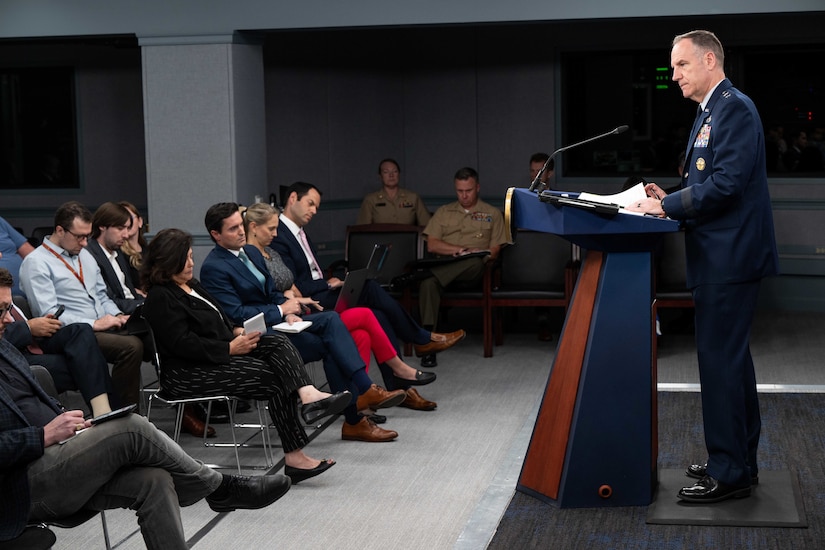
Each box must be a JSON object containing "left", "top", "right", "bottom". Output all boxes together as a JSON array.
[
  {"left": 199, "top": 202, "right": 406, "bottom": 442},
  {"left": 631, "top": 30, "right": 779, "bottom": 503}
]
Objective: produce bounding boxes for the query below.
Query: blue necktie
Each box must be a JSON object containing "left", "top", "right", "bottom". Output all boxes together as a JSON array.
[{"left": 239, "top": 250, "right": 266, "bottom": 289}]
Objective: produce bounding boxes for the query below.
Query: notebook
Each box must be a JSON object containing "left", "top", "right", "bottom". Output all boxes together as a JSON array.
[{"left": 333, "top": 268, "right": 370, "bottom": 313}]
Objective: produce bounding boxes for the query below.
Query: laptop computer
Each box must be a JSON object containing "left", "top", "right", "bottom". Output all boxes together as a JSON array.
[{"left": 333, "top": 268, "right": 370, "bottom": 313}]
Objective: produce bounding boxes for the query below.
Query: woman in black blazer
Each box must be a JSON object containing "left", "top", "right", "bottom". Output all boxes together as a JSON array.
[{"left": 142, "top": 229, "right": 350, "bottom": 483}]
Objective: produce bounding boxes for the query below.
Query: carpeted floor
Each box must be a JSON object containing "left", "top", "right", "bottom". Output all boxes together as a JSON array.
[{"left": 489, "top": 392, "right": 825, "bottom": 549}]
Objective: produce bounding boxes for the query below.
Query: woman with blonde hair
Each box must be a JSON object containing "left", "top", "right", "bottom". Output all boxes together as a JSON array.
[
  {"left": 242, "top": 203, "right": 436, "bottom": 411},
  {"left": 118, "top": 201, "right": 148, "bottom": 293}
]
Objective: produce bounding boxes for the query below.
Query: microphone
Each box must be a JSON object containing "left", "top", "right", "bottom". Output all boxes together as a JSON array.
[{"left": 528, "top": 125, "right": 630, "bottom": 192}]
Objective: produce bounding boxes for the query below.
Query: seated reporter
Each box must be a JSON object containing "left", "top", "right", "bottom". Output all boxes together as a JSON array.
[
  {"left": 243, "top": 203, "right": 437, "bottom": 412},
  {"left": 5, "top": 300, "right": 118, "bottom": 417},
  {"left": 199, "top": 203, "right": 408, "bottom": 442},
  {"left": 272, "top": 183, "right": 465, "bottom": 367},
  {"left": 0, "top": 267, "right": 290, "bottom": 549},
  {"left": 141, "top": 229, "right": 350, "bottom": 481}
]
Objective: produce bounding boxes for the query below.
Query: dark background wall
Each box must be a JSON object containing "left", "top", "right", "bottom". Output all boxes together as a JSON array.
[{"left": 1, "top": 9, "right": 823, "bottom": 310}]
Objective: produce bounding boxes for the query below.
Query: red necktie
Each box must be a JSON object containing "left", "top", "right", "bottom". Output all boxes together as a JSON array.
[{"left": 9, "top": 306, "right": 44, "bottom": 355}]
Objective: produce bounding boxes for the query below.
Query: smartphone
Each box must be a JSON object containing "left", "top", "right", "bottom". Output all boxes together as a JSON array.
[{"left": 53, "top": 304, "right": 65, "bottom": 319}]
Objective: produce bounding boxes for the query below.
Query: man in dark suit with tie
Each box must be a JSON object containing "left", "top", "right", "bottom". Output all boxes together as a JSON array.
[
  {"left": 85, "top": 202, "right": 145, "bottom": 315},
  {"left": 630, "top": 30, "right": 779, "bottom": 503},
  {"left": 199, "top": 202, "right": 407, "bottom": 442},
  {"left": 271, "top": 181, "right": 464, "bottom": 376}
]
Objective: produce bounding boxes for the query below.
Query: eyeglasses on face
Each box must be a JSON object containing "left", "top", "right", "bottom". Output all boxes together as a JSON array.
[{"left": 62, "top": 227, "right": 92, "bottom": 241}]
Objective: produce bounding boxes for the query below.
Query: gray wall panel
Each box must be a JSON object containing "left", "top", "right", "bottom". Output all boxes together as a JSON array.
[
  {"left": 3, "top": 0, "right": 823, "bottom": 39},
  {"left": 265, "top": 67, "right": 330, "bottom": 193},
  {"left": 327, "top": 70, "right": 405, "bottom": 203}
]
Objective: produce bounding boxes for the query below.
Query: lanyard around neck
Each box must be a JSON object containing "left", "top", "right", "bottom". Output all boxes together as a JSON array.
[{"left": 45, "top": 245, "right": 85, "bottom": 286}]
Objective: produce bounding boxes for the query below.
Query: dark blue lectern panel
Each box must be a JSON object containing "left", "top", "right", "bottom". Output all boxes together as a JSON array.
[
  {"left": 559, "top": 252, "right": 655, "bottom": 507},
  {"left": 509, "top": 187, "right": 677, "bottom": 508}
]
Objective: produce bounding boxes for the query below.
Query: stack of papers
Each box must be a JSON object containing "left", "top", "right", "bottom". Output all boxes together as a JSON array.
[{"left": 578, "top": 183, "right": 647, "bottom": 208}]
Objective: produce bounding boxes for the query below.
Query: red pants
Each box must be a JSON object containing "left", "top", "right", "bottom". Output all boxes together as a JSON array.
[{"left": 339, "top": 307, "right": 396, "bottom": 370}]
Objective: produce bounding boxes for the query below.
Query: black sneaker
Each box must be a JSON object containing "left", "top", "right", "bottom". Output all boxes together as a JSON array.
[{"left": 206, "top": 473, "right": 291, "bottom": 513}]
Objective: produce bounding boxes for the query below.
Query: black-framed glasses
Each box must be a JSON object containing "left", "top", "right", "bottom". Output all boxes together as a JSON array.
[
  {"left": 0, "top": 304, "right": 13, "bottom": 319},
  {"left": 62, "top": 227, "right": 92, "bottom": 241}
]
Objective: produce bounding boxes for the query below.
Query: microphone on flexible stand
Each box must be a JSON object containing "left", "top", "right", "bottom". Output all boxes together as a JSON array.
[{"left": 528, "top": 125, "right": 630, "bottom": 193}]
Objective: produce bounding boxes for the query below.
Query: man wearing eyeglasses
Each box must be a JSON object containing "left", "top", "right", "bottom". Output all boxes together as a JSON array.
[{"left": 19, "top": 201, "right": 143, "bottom": 406}]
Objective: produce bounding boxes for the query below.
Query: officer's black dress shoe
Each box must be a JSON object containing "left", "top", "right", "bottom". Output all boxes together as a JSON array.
[
  {"left": 392, "top": 370, "right": 436, "bottom": 387},
  {"left": 677, "top": 475, "right": 751, "bottom": 503},
  {"left": 686, "top": 463, "right": 759, "bottom": 485},
  {"left": 206, "top": 473, "right": 291, "bottom": 512}
]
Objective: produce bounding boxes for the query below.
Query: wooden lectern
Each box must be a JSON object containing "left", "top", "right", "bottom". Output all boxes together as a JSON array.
[{"left": 505, "top": 187, "right": 679, "bottom": 508}]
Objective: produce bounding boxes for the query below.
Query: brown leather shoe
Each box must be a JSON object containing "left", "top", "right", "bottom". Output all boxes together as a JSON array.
[
  {"left": 398, "top": 388, "right": 437, "bottom": 411},
  {"left": 414, "top": 329, "right": 466, "bottom": 357},
  {"left": 356, "top": 384, "right": 406, "bottom": 411},
  {"left": 181, "top": 405, "right": 217, "bottom": 438},
  {"left": 341, "top": 416, "right": 398, "bottom": 442}
]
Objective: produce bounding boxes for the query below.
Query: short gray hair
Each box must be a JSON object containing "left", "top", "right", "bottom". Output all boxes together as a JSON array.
[{"left": 673, "top": 30, "right": 724, "bottom": 66}]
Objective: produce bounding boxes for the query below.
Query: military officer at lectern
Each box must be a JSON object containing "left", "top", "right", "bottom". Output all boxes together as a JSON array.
[{"left": 629, "top": 30, "right": 778, "bottom": 503}]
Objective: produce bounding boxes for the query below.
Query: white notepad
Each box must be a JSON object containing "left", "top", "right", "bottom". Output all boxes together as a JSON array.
[
  {"left": 272, "top": 320, "right": 312, "bottom": 333},
  {"left": 243, "top": 312, "right": 267, "bottom": 335}
]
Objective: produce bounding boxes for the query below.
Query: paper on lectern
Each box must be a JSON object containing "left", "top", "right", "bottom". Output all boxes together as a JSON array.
[{"left": 578, "top": 183, "right": 647, "bottom": 208}]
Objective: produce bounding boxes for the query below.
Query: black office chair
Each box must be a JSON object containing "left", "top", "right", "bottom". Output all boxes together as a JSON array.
[
  {"left": 488, "top": 230, "right": 575, "bottom": 356},
  {"left": 28, "top": 226, "right": 52, "bottom": 247},
  {"left": 654, "top": 230, "right": 693, "bottom": 315}
]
